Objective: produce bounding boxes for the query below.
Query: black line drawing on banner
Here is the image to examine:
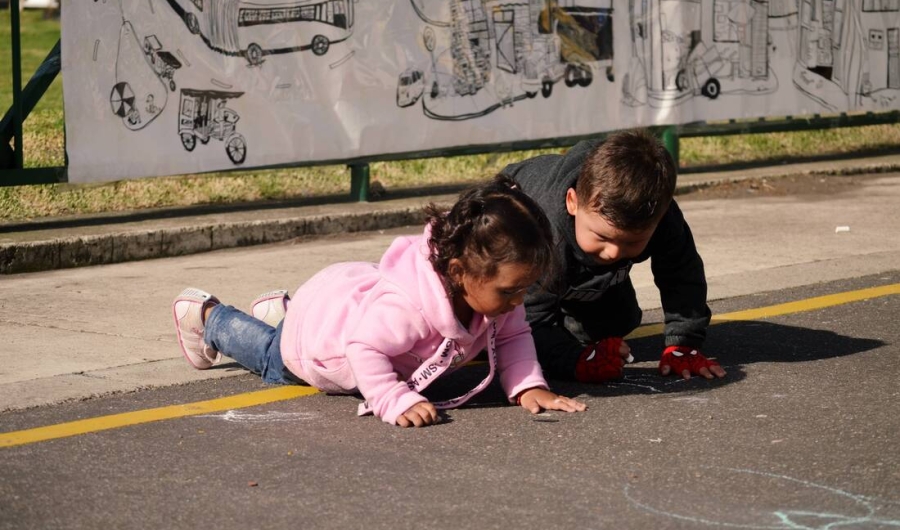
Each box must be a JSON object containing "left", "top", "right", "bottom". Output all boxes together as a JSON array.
[
  {"left": 793, "top": 0, "right": 900, "bottom": 111},
  {"left": 163, "top": 0, "right": 355, "bottom": 66},
  {"left": 177, "top": 88, "right": 247, "bottom": 165},
  {"left": 143, "top": 34, "right": 182, "bottom": 91},
  {"left": 622, "top": 0, "right": 779, "bottom": 108},
  {"left": 399, "top": 0, "right": 614, "bottom": 121},
  {"left": 109, "top": 21, "right": 168, "bottom": 130}
]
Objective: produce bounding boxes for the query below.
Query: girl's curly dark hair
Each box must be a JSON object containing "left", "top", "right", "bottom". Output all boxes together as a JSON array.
[{"left": 424, "top": 174, "right": 557, "bottom": 295}]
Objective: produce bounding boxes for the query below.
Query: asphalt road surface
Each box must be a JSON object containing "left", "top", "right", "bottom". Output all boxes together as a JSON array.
[
  {"left": 1, "top": 272, "right": 898, "bottom": 530},
  {"left": 2, "top": 172, "right": 899, "bottom": 529}
]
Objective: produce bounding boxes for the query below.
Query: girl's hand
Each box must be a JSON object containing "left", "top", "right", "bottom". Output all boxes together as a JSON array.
[
  {"left": 517, "top": 388, "right": 587, "bottom": 414},
  {"left": 396, "top": 401, "right": 439, "bottom": 428}
]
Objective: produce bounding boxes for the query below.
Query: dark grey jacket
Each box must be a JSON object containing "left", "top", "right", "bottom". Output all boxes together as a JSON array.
[{"left": 502, "top": 139, "right": 711, "bottom": 373}]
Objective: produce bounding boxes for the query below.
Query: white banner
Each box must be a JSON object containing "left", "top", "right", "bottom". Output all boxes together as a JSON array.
[{"left": 62, "top": 0, "right": 900, "bottom": 183}]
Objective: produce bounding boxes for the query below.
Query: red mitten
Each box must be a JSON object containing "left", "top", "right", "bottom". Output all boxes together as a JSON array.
[
  {"left": 659, "top": 346, "right": 720, "bottom": 377},
  {"left": 575, "top": 338, "right": 625, "bottom": 383}
]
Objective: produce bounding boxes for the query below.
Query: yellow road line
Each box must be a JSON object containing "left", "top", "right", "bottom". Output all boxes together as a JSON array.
[
  {"left": 626, "top": 282, "right": 900, "bottom": 340},
  {"left": 0, "top": 386, "right": 319, "bottom": 449},
  {"left": 3, "top": 282, "right": 899, "bottom": 449}
]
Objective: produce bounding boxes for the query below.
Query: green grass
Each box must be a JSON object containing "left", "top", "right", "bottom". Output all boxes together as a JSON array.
[
  {"left": 2, "top": 10, "right": 899, "bottom": 222},
  {"left": 1, "top": 9, "right": 65, "bottom": 168}
]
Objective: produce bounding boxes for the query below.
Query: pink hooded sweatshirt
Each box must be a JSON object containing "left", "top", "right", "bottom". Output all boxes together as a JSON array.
[{"left": 279, "top": 226, "right": 549, "bottom": 425}]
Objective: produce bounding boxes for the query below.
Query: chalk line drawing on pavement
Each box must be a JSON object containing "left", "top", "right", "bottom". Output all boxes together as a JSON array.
[
  {"left": 624, "top": 467, "right": 900, "bottom": 528},
  {"left": 196, "top": 410, "right": 318, "bottom": 423}
]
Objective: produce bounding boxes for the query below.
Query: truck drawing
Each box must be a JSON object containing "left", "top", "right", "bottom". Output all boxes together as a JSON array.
[{"left": 399, "top": 0, "right": 614, "bottom": 120}]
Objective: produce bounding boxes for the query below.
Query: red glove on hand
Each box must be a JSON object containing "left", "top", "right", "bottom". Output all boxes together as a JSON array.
[
  {"left": 575, "top": 338, "right": 625, "bottom": 383},
  {"left": 659, "top": 346, "right": 722, "bottom": 379}
]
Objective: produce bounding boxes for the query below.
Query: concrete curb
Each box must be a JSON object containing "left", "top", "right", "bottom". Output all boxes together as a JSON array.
[
  {"left": 0, "top": 206, "right": 435, "bottom": 274},
  {"left": 2, "top": 156, "right": 899, "bottom": 275}
]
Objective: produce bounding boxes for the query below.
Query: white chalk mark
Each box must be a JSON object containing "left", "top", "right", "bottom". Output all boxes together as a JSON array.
[
  {"left": 671, "top": 396, "right": 710, "bottom": 404},
  {"left": 623, "top": 467, "right": 900, "bottom": 529},
  {"left": 611, "top": 381, "right": 664, "bottom": 393},
  {"left": 197, "top": 410, "right": 316, "bottom": 423}
]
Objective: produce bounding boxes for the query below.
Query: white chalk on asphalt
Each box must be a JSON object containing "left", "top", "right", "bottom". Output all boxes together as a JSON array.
[{"left": 835, "top": 226, "right": 851, "bottom": 233}]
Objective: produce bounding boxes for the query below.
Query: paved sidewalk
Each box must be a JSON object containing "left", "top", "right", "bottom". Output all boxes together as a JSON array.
[{"left": 3, "top": 153, "right": 900, "bottom": 274}]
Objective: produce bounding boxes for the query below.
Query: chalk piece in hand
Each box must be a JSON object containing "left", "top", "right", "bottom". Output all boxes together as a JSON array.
[{"left": 626, "top": 353, "right": 634, "bottom": 363}]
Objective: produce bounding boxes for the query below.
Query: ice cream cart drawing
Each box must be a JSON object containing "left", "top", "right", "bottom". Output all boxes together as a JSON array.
[{"left": 177, "top": 89, "right": 247, "bottom": 165}]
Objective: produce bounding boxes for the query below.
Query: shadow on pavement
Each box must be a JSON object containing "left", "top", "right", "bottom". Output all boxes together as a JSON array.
[
  {"left": 201, "top": 320, "right": 883, "bottom": 412},
  {"left": 427, "top": 320, "right": 884, "bottom": 406}
]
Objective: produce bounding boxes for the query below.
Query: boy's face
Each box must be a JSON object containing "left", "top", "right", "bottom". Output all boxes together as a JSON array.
[{"left": 566, "top": 188, "right": 657, "bottom": 265}]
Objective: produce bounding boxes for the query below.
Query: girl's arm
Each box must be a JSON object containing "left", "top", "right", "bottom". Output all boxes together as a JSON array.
[
  {"left": 344, "top": 293, "right": 432, "bottom": 425},
  {"left": 494, "top": 306, "right": 551, "bottom": 401},
  {"left": 496, "top": 307, "right": 587, "bottom": 413}
]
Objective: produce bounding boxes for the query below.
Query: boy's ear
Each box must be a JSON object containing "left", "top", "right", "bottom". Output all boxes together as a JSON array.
[{"left": 565, "top": 188, "right": 579, "bottom": 216}]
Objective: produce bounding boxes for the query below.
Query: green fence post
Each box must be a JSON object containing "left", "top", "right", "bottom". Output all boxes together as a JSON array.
[
  {"left": 661, "top": 126, "right": 680, "bottom": 168},
  {"left": 349, "top": 163, "right": 370, "bottom": 202},
  {"left": 9, "top": 0, "right": 24, "bottom": 170}
]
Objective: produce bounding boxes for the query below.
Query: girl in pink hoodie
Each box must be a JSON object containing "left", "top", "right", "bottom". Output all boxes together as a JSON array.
[{"left": 173, "top": 176, "right": 586, "bottom": 427}]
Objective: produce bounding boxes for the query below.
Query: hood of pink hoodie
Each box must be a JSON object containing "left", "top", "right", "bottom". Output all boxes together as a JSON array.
[{"left": 376, "top": 225, "right": 473, "bottom": 342}]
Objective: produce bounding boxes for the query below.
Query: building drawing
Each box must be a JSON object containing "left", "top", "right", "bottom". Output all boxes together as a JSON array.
[
  {"left": 793, "top": 0, "right": 900, "bottom": 110},
  {"left": 622, "top": 0, "right": 778, "bottom": 108}
]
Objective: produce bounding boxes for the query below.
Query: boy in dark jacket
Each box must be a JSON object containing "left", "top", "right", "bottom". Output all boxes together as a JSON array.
[{"left": 502, "top": 129, "right": 726, "bottom": 383}]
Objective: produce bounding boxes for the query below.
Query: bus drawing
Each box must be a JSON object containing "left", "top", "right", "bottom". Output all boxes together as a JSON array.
[{"left": 164, "top": 0, "right": 355, "bottom": 65}]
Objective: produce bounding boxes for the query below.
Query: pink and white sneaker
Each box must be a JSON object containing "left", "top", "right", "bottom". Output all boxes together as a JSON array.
[
  {"left": 250, "top": 289, "right": 291, "bottom": 327},
  {"left": 172, "top": 288, "right": 222, "bottom": 370}
]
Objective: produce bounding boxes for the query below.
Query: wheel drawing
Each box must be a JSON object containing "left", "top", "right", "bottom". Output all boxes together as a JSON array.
[
  {"left": 311, "top": 35, "right": 330, "bottom": 56},
  {"left": 676, "top": 70, "right": 688, "bottom": 91},
  {"left": 185, "top": 13, "right": 200, "bottom": 35},
  {"left": 109, "top": 82, "right": 135, "bottom": 118},
  {"left": 226, "top": 134, "right": 247, "bottom": 164},
  {"left": 565, "top": 65, "right": 577, "bottom": 88},
  {"left": 578, "top": 67, "right": 592, "bottom": 87},
  {"left": 181, "top": 133, "right": 196, "bottom": 152},
  {"left": 702, "top": 78, "right": 721, "bottom": 99},
  {"left": 541, "top": 80, "right": 553, "bottom": 98},
  {"left": 246, "top": 43, "right": 264, "bottom": 66}
]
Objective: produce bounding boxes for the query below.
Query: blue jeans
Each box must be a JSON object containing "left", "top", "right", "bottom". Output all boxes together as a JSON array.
[{"left": 204, "top": 304, "right": 301, "bottom": 385}]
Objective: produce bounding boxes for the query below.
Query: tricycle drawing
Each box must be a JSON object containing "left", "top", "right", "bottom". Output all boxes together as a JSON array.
[
  {"left": 143, "top": 35, "right": 182, "bottom": 92},
  {"left": 178, "top": 89, "right": 247, "bottom": 165}
]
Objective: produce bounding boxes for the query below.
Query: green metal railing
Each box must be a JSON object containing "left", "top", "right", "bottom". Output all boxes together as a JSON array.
[{"left": 3, "top": 7, "right": 898, "bottom": 201}]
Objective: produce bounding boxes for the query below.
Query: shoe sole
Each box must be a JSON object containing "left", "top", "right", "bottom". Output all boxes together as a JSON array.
[{"left": 173, "top": 288, "right": 216, "bottom": 370}]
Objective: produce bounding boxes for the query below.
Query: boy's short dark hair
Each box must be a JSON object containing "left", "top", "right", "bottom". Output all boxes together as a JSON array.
[{"left": 576, "top": 129, "right": 677, "bottom": 231}]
